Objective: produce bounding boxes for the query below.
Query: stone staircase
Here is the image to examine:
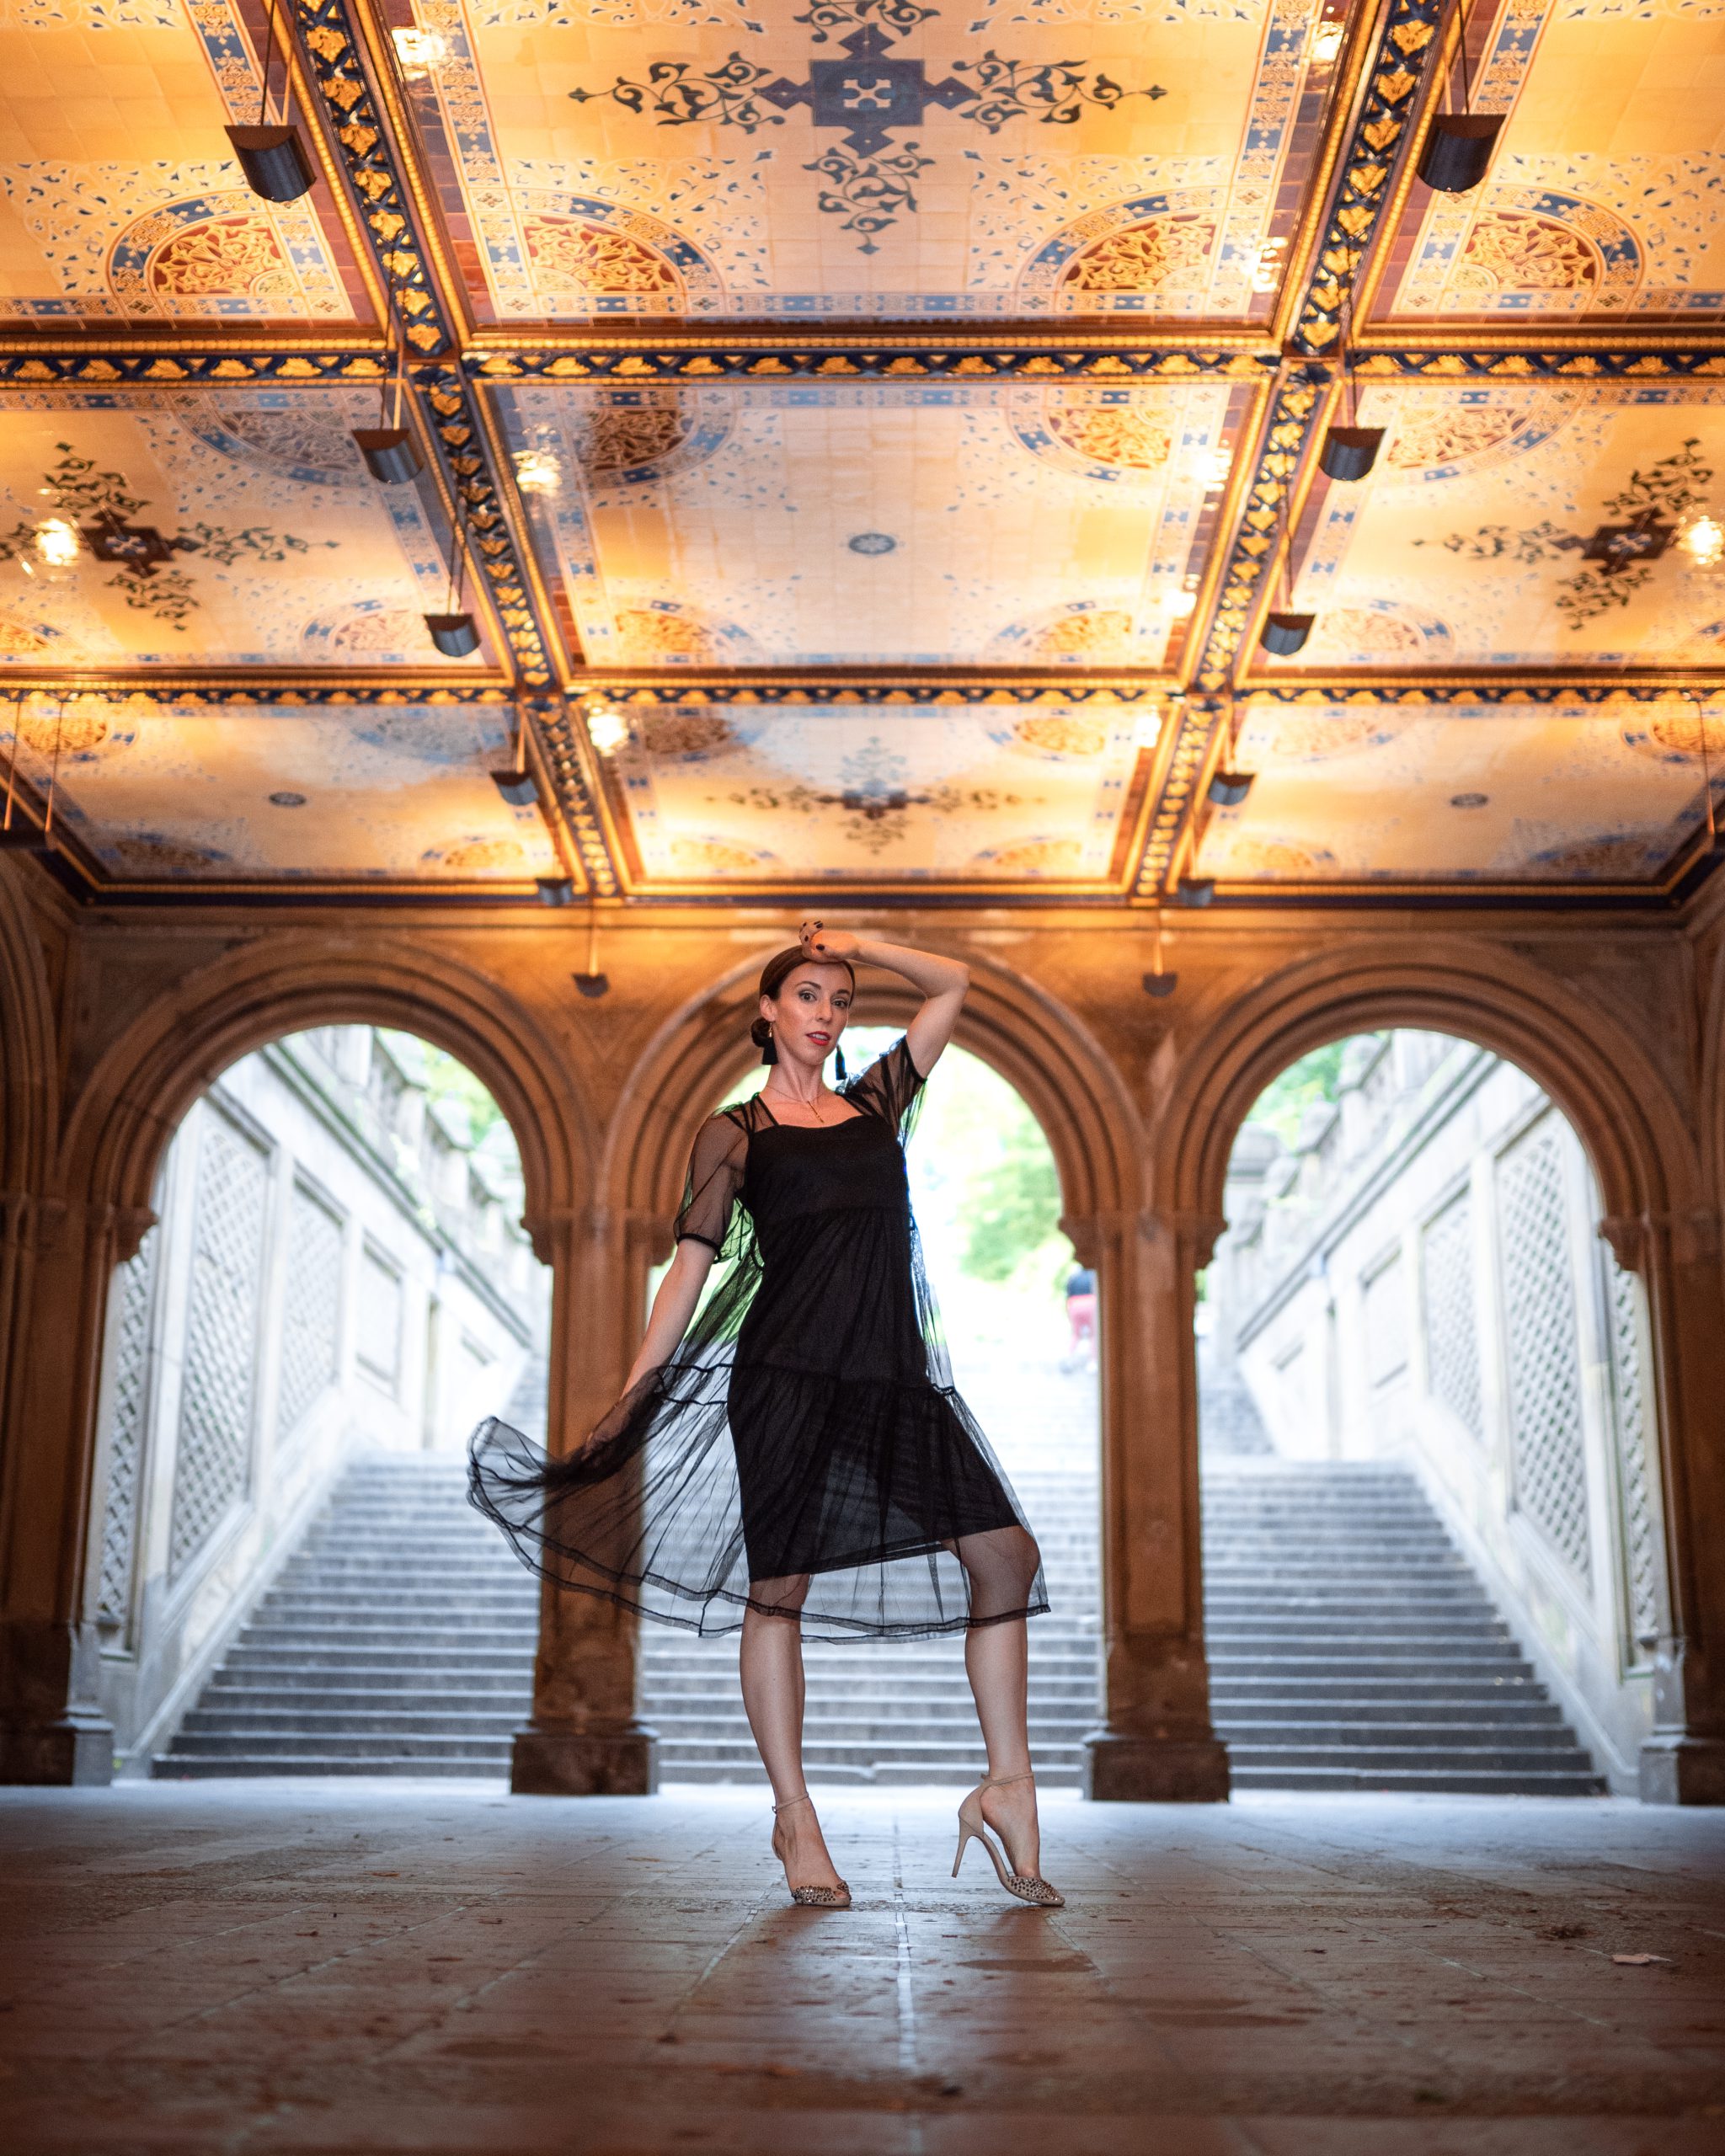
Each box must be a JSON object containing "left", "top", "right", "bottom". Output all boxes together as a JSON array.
[
  {"left": 155, "top": 1449, "right": 1605, "bottom": 1797},
  {"left": 638, "top": 1465, "right": 1102, "bottom": 1787},
  {"left": 1203, "top": 1461, "right": 1605, "bottom": 1795},
  {"left": 154, "top": 1454, "right": 537, "bottom": 1778}
]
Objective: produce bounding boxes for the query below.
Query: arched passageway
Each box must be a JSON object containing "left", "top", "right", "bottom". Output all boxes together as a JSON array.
[
  {"left": 87, "top": 1023, "right": 549, "bottom": 1776},
  {"left": 1201, "top": 1027, "right": 1667, "bottom": 1796}
]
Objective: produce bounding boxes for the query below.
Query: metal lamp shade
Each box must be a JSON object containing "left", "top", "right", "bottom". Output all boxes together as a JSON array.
[
  {"left": 353, "top": 427, "right": 423, "bottom": 484},
  {"left": 1208, "top": 769, "right": 1255, "bottom": 808},
  {"left": 1417, "top": 113, "right": 1503, "bottom": 195},
  {"left": 225, "top": 124, "right": 316, "bottom": 204},
  {"left": 1261, "top": 610, "right": 1315, "bottom": 656},
  {"left": 1319, "top": 425, "right": 1385, "bottom": 483},
  {"left": 573, "top": 971, "right": 611, "bottom": 999},
  {"left": 1176, "top": 877, "right": 1216, "bottom": 908},
  {"left": 490, "top": 768, "right": 538, "bottom": 808},
  {"left": 1141, "top": 969, "right": 1179, "bottom": 999},
  {"left": 424, "top": 611, "right": 479, "bottom": 658},
  {"left": 535, "top": 877, "right": 575, "bottom": 907}
]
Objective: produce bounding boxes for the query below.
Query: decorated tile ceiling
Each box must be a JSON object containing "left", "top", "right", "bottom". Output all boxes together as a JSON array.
[{"left": 1, "top": 0, "right": 1722, "bottom": 903}]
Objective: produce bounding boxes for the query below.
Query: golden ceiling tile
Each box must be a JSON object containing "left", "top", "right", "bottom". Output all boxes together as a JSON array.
[
  {"left": 1197, "top": 695, "right": 1720, "bottom": 885},
  {"left": 0, "top": 0, "right": 371, "bottom": 328},
  {"left": 0, "top": 696, "right": 558, "bottom": 883},
  {"left": 1371, "top": 0, "right": 1725, "bottom": 333},
  {"left": 390, "top": 0, "right": 1333, "bottom": 330},
  {"left": 0, "top": 388, "right": 494, "bottom": 672}
]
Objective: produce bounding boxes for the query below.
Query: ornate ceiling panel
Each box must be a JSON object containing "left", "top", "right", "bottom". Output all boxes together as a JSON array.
[
  {"left": 1, "top": 696, "right": 556, "bottom": 882},
  {"left": 0, "top": 0, "right": 373, "bottom": 327},
  {"left": 1197, "top": 693, "right": 1722, "bottom": 887},
  {"left": 600, "top": 697, "right": 1154, "bottom": 883},
  {"left": 393, "top": 0, "right": 1337, "bottom": 326},
  {"left": 493, "top": 376, "right": 1254, "bottom": 667},
  {"left": 1254, "top": 377, "right": 1725, "bottom": 675},
  {"left": 2, "top": 0, "right": 1723, "bottom": 905},
  {"left": 0, "top": 387, "right": 495, "bottom": 669},
  {"left": 1370, "top": 0, "right": 1725, "bottom": 334}
]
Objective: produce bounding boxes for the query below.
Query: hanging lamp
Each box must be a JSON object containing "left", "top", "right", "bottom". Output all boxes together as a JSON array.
[
  {"left": 573, "top": 905, "right": 610, "bottom": 998},
  {"left": 1141, "top": 905, "right": 1178, "bottom": 997},
  {"left": 353, "top": 262, "right": 424, "bottom": 483},
  {"left": 425, "top": 490, "right": 479, "bottom": 656},
  {"left": 491, "top": 710, "right": 538, "bottom": 806},
  {"left": 1418, "top": 0, "right": 1503, "bottom": 195},
  {"left": 226, "top": 0, "right": 317, "bottom": 203},
  {"left": 1206, "top": 691, "right": 1255, "bottom": 805},
  {"left": 1318, "top": 253, "right": 1384, "bottom": 483}
]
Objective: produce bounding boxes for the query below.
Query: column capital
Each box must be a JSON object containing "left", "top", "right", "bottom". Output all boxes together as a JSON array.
[{"left": 1599, "top": 1209, "right": 1722, "bottom": 1273}]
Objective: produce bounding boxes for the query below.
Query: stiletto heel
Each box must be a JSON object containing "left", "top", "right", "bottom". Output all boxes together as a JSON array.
[
  {"left": 772, "top": 1796, "right": 852, "bottom": 1908},
  {"left": 952, "top": 1771, "right": 1064, "bottom": 1908}
]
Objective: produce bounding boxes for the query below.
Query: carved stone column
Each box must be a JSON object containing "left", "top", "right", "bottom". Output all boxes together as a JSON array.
[
  {"left": 0, "top": 1195, "right": 150, "bottom": 1785},
  {"left": 1081, "top": 1206, "right": 1230, "bottom": 1801},
  {"left": 509, "top": 1203, "right": 659, "bottom": 1795},
  {"left": 1608, "top": 1209, "right": 1725, "bottom": 1804}
]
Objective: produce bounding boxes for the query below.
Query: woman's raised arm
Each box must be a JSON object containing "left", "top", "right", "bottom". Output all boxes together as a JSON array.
[{"left": 798, "top": 921, "right": 969, "bottom": 1074}]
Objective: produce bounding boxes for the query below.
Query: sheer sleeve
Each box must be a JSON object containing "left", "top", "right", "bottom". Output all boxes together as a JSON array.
[
  {"left": 673, "top": 1112, "right": 746, "bottom": 1251},
  {"left": 843, "top": 1034, "right": 926, "bottom": 1135}
]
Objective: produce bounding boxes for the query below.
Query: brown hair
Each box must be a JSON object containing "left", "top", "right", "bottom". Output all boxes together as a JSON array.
[{"left": 749, "top": 945, "right": 856, "bottom": 1052}]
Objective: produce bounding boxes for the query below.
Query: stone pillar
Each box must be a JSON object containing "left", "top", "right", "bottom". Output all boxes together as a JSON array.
[
  {"left": 1618, "top": 1209, "right": 1725, "bottom": 1804},
  {"left": 509, "top": 1203, "right": 658, "bottom": 1795},
  {"left": 1083, "top": 1206, "right": 1230, "bottom": 1801},
  {"left": 0, "top": 1196, "right": 148, "bottom": 1785}
]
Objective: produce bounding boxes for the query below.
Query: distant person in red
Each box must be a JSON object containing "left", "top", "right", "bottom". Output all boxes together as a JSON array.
[{"left": 1063, "top": 1265, "right": 1097, "bottom": 1371}]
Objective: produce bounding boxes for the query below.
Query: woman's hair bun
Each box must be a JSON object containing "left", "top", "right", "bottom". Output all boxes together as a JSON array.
[{"left": 748, "top": 1015, "right": 773, "bottom": 1049}]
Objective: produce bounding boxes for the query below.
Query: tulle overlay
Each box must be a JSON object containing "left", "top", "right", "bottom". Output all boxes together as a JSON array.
[{"left": 468, "top": 1037, "right": 1049, "bottom": 1639}]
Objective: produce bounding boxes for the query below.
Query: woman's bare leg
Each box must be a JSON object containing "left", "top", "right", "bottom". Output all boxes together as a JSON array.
[
  {"left": 956, "top": 1527, "right": 1044, "bottom": 1877},
  {"left": 740, "top": 1577, "right": 844, "bottom": 1892}
]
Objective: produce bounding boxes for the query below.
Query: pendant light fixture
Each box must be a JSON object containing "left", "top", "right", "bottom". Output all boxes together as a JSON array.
[
  {"left": 536, "top": 876, "right": 575, "bottom": 906},
  {"left": 1694, "top": 691, "right": 1720, "bottom": 855},
  {"left": 1260, "top": 488, "right": 1314, "bottom": 656},
  {"left": 1207, "top": 693, "right": 1255, "bottom": 806},
  {"left": 226, "top": 0, "right": 317, "bottom": 204},
  {"left": 1418, "top": 0, "right": 1503, "bottom": 195},
  {"left": 353, "top": 264, "right": 424, "bottom": 483},
  {"left": 573, "top": 905, "right": 610, "bottom": 999},
  {"left": 0, "top": 694, "right": 27, "bottom": 848},
  {"left": 490, "top": 708, "right": 539, "bottom": 807},
  {"left": 1318, "top": 253, "right": 1384, "bottom": 483},
  {"left": 0, "top": 696, "right": 59, "bottom": 852},
  {"left": 425, "top": 493, "right": 478, "bottom": 657},
  {"left": 1141, "top": 905, "right": 1178, "bottom": 997}
]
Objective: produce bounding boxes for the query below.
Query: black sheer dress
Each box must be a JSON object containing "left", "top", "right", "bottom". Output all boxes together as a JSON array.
[{"left": 468, "top": 1036, "right": 1049, "bottom": 1638}]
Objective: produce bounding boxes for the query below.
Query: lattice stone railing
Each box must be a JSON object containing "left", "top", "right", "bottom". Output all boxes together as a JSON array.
[
  {"left": 168, "top": 1110, "right": 270, "bottom": 1582},
  {"left": 275, "top": 1181, "right": 344, "bottom": 1456},
  {"left": 1603, "top": 1253, "right": 1660, "bottom": 1659},
  {"left": 96, "top": 1224, "right": 161, "bottom": 1636},
  {"left": 1422, "top": 1190, "right": 1483, "bottom": 1443},
  {"left": 1498, "top": 1118, "right": 1592, "bottom": 1584}
]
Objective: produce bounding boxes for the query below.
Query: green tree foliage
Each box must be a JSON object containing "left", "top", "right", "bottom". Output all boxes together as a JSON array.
[
  {"left": 1247, "top": 1037, "right": 1370, "bottom": 1145},
  {"left": 959, "top": 1113, "right": 1062, "bottom": 1283}
]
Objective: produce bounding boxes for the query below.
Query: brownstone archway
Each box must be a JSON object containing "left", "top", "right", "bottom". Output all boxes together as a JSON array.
[{"left": 1153, "top": 935, "right": 1722, "bottom": 1806}]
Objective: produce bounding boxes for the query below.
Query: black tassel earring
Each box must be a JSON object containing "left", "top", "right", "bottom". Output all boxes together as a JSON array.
[
  {"left": 834, "top": 1044, "right": 848, "bottom": 1083},
  {"left": 761, "top": 1027, "right": 777, "bottom": 1066}
]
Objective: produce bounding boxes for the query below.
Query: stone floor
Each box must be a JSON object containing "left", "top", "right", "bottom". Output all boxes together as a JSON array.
[{"left": 3, "top": 1783, "right": 1722, "bottom": 2155}]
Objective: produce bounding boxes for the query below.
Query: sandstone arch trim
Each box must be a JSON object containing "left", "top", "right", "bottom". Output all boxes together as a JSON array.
[
  {"left": 56, "top": 936, "right": 585, "bottom": 1257},
  {"left": 1156, "top": 939, "right": 1705, "bottom": 1261}
]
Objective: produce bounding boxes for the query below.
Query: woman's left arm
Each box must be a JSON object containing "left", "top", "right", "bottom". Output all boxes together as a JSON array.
[{"left": 799, "top": 921, "right": 969, "bottom": 1074}]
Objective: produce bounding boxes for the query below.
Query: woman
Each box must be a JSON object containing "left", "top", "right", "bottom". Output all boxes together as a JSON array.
[{"left": 469, "top": 923, "right": 1060, "bottom": 1909}]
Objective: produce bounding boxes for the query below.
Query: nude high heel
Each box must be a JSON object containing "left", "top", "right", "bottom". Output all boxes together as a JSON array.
[
  {"left": 772, "top": 1795, "right": 852, "bottom": 1908},
  {"left": 952, "top": 1769, "right": 1065, "bottom": 1908}
]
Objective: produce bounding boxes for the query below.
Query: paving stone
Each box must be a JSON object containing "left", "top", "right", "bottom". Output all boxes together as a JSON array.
[{"left": 1, "top": 1782, "right": 1721, "bottom": 2153}]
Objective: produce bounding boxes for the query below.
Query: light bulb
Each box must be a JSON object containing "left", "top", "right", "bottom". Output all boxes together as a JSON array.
[
  {"left": 392, "top": 27, "right": 446, "bottom": 79},
  {"left": 1166, "top": 588, "right": 1197, "bottom": 618},
  {"left": 585, "top": 704, "right": 628, "bottom": 755},
  {"left": 32, "top": 517, "right": 80, "bottom": 568},
  {"left": 1310, "top": 22, "right": 1344, "bottom": 67},
  {"left": 513, "top": 447, "right": 563, "bottom": 495},
  {"left": 1678, "top": 507, "right": 1725, "bottom": 570},
  {"left": 1197, "top": 449, "right": 1232, "bottom": 489}
]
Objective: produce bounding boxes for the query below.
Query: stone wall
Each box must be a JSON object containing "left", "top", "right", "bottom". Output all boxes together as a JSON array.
[{"left": 1, "top": 867, "right": 1721, "bottom": 1799}]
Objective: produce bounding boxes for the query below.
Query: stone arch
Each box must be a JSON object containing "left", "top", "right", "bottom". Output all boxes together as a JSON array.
[
  {"left": 56, "top": 934, "right": 585, "bottom": 1257},
  {"left": 1156, "top": 937, "right": 1703, "bottom": 1260},
  {"left": 601, "top": 943, "right": 1143, "bottom": 1254}
]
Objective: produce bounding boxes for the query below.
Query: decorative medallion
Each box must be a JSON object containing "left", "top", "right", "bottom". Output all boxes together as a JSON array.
[{"left": 1017, "top": 198, "right": 1220, "bottom": 314}]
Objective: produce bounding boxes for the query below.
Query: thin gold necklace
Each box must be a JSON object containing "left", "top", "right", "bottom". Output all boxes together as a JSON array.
[{"left": 765, "top": 1078, "right": 827, "bottom": 1124}]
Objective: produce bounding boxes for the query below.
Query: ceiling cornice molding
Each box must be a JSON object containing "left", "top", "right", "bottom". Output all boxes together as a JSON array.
[{"left": 468, "top": 347, "right": 1279, "bottom": 382}]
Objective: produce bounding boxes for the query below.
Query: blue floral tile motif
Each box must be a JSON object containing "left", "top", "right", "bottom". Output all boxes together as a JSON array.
[{"left": 847, "top": 531, "right": 898, "bottom": 553}]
